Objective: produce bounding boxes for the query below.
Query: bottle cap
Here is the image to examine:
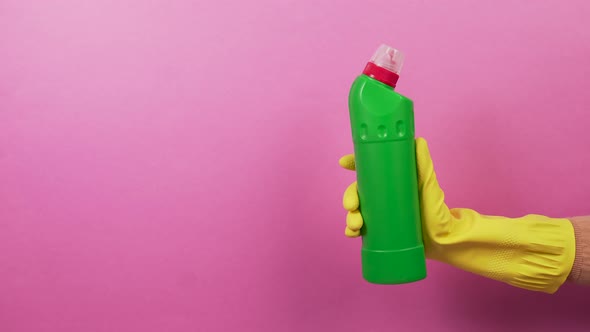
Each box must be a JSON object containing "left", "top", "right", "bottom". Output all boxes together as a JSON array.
[
  {"left": 362, "top": 44, "right": 404, "bottom": 88},
  {"left": 370, "top": 44, "right": 404, "bottom": 74}
]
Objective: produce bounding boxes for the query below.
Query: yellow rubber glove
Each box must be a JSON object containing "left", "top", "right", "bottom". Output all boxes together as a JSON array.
[{"left": 340, "top": 137, "right": 576, "bottom": 293}]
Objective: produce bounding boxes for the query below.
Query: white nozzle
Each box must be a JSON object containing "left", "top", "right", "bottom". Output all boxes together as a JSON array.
[{"left": 370, "top": 44, "right": 404, "bottom": 74}]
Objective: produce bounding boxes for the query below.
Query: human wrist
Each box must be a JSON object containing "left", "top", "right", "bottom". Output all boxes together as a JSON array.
[{"left": 568, "top": 216, "right": 590, "bottom": 284}]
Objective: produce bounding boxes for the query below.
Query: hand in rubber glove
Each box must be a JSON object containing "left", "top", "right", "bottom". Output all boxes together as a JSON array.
[{"left": 340, "top": 137, "right": 575, "bottom": 293}]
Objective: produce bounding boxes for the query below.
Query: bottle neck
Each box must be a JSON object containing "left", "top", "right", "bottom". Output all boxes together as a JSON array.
[{"left": 362, "top": 62, "right": 399, "bottom": 88}]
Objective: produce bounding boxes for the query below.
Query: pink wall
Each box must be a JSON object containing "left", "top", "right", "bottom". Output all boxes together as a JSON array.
[{"left": 2, "top": 0, "right": 590, "bottom": 331}]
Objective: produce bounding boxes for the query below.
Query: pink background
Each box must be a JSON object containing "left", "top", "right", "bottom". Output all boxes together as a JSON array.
[{"left": 1, "top": 0, "right": 590, "bottom": 331}]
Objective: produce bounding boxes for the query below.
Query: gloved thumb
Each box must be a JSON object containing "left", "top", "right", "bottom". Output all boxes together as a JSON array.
[{"left": 415, "top": 137, "right": 453, "bottom": 237}]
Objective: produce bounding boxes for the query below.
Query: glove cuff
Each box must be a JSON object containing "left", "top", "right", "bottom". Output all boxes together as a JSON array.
[
  {"left": 502, "top": 216, "right": 576, "bottom": 293},
  {"left": 431, "top": 210, "right": 576, "bottom": 294}
]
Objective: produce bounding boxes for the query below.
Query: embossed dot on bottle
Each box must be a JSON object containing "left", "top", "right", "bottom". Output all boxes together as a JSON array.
[
  {"left": 360, "top": 123, "right": 368, "bottom": 140},
  {"left": 396, "top": 120, "right": 406, "bottom": 137},
  {"left": 377, "top": 125, "right": 387, "bottom": 138}
]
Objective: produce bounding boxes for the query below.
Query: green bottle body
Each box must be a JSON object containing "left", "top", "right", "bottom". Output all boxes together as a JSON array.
[{"left": 348, "top": 74, "right": 426, "bottom": 284}]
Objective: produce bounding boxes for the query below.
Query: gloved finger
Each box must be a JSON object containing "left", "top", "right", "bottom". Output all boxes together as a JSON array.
[
  {"left": 339, "top": 154, "right": 356, "bottom": 171},
  {"left": 343, "top": 181, "right": 359, "bottom": 211},
  {"left": 415, "top": 137, "right": 452, "bottom": 229},
  {"left": 345, "top": 226, "right": 361, "bottom": 238},
  {"left": 346, "top": 210, "right": 363, "bottom": 231}
]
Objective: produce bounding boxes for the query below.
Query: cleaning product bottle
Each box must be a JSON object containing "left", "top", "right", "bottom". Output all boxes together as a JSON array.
[{"left": 348, "top": 44, "right": 426, "bottom": 284}]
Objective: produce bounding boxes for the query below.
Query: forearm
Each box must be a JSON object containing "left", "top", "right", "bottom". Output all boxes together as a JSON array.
[{"left": 568, "top": 216, "right": 590, "bottom": 284}]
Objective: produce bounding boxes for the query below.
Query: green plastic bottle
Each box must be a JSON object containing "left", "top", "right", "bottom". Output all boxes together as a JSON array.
[{"left": 348, "top": 44, "right": 426, "bottom": 284}]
